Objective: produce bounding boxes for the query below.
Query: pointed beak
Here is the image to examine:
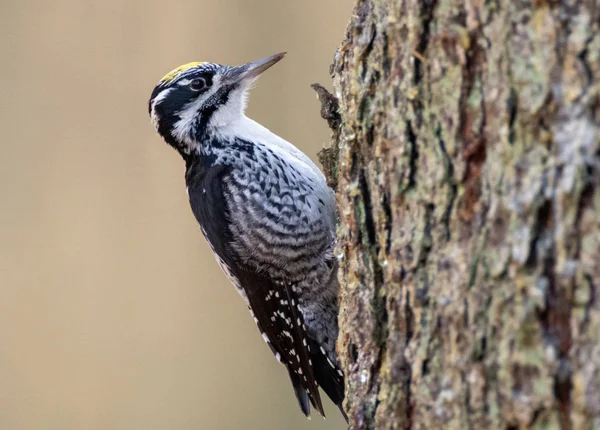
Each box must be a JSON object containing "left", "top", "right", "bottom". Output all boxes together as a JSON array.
[{"left": 225, "top": 52, "right": 286, "bottom": 85}]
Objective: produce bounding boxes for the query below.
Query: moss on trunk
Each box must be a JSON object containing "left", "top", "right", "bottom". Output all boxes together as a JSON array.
[{"left": 317, "top": 1, "right": 600, "bottom": 428}]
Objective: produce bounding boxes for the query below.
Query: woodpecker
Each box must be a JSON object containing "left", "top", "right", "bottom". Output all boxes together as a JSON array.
[{"left": 148, "top": 53, "right": 346, "bottom": 421}]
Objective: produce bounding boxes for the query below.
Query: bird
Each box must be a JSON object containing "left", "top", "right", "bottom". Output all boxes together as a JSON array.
[{"left": 148, "top": 53, "right": 346, "bottom": 421}]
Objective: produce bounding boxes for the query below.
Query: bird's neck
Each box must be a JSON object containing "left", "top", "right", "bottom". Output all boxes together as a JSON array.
[{"left": 209, "top": 115, "right": 269, "bottom": 143}]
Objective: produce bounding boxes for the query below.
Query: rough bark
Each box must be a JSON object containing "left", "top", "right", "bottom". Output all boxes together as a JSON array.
[{"left": 315, "top": 1, "right": 600, "bottom": 429}]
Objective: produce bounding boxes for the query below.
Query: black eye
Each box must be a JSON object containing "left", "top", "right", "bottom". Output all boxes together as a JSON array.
[{"left": 190, "top": 78, "right": 207, "bottom": 91}]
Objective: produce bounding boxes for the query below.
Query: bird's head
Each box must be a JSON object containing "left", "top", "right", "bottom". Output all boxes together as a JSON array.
[{"left": 148, "top": 52, "right": 286, "bottom": 157}]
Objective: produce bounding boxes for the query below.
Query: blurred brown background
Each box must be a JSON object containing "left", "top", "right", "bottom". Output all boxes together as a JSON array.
[{"left": 0, "top": 1, "right": 352, "bottom": 428}]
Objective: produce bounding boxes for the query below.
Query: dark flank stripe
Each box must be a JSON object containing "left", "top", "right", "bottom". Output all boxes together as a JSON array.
[
  {"left": 230, "top": 221, "right": 323, "bottom": 264},
  {"left": 227, "top": 214, "right": 325, "bottom": 264},
  {"left": 242, "top": 235, "right": 323, "bottom": 267},
  {"left": 242, "top": 208, "right": 327, "bottom": 248},
  {"left": 228, "top": 186, "right": 322, "bottom": 237}
]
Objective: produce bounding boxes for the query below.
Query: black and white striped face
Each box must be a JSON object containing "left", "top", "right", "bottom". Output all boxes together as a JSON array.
[{"left": 148, "top": 53, "right": 286, "bottom": 157}]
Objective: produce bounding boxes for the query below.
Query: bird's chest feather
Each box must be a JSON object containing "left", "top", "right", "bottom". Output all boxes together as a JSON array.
[{"left": 186, "top": 142, "right": 335, "bottom": 280}]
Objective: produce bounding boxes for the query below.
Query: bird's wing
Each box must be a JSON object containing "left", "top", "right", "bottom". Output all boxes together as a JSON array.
[
  {"left": 186, "top": 161, "right": 326, "bottom": 418},
  {"left": 239, "top": 269, "right": 325, "bottom": 417}
]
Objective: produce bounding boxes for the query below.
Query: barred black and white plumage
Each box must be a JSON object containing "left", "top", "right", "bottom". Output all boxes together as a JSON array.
[{"left": 148, "top": 53, "right": 346, "bottom": 421}]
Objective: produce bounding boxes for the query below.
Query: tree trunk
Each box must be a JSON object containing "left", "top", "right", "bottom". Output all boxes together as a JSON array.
[{"left": 314, "top": 0, "right": 600, "bottom": 428}]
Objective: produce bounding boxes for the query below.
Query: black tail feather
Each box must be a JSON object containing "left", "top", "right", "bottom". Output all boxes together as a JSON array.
[
  {"left": 308, "top": 338, "right": 348, "bottom": 423},
  {"left": 289, "top": 371, "right": 311, "bottom": 417},
  {"left": 288, "top": 368, "right": 327, "bottom": 419}
]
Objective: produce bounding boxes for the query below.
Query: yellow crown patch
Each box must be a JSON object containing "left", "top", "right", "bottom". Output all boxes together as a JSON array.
[{"left": 159, "top": 62, "right": 206, "bottom": 85}]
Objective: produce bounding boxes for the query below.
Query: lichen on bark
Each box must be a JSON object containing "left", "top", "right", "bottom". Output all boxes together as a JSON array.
[{"left": 317, "top": 0, "right": 600, "bottom": 429}]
